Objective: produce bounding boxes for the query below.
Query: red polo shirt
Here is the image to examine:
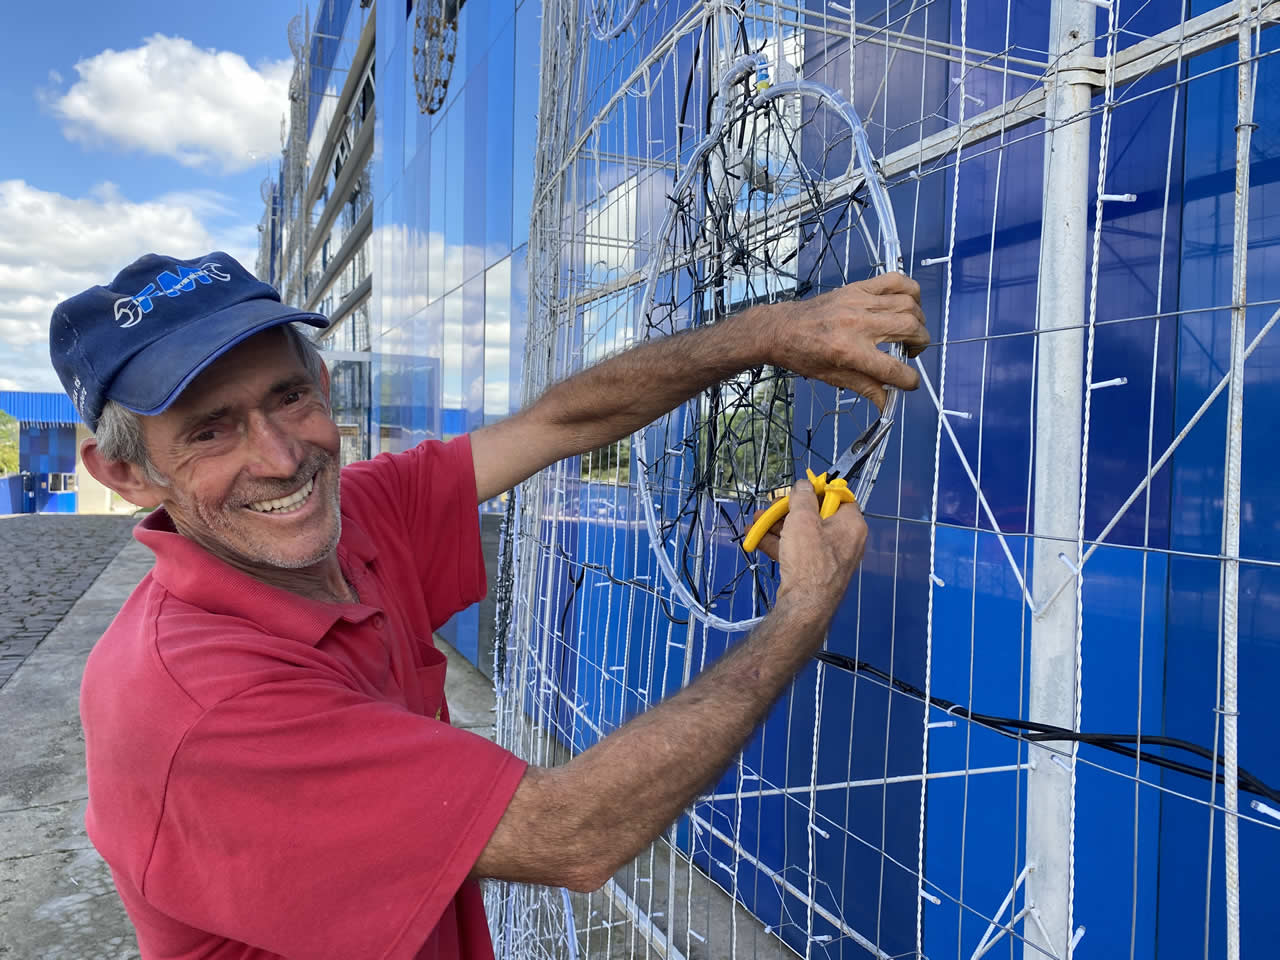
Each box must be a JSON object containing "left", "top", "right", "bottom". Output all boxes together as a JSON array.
[{"left": 81, "top": 435, "right": 527, "bottom": 960}]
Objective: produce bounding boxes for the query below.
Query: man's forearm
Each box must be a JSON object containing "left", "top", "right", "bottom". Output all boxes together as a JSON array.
[
  {"left": 533, "top": 307, "right": 771, "bottom": 453},
  {"left": 474, "top": 595, "right": 830, "bottom": 890}
]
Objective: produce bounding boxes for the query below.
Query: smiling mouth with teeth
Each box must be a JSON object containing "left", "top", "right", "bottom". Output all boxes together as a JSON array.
[{"left": 245, "top": 476, "right": 316, "bottom": 515}]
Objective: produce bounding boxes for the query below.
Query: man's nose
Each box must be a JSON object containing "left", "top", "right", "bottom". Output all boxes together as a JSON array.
[{"left": 244, "top": 410, "right": 303, "bottom": 477}]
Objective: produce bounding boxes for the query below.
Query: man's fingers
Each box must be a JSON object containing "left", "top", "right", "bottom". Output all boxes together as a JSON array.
[
  {"left": 857, "top": 346, "right": 920, "bottom": 392},
  {"left": 787, "top": 475, "right": 819, "bottom": 519},
  {"left": 862, "top": 272, "right": 921, "bottom": 300}
]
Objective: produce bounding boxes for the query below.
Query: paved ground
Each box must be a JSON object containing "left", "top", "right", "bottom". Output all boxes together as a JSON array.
[
  {"left": 0, "top": 518, "right": 499, "bottom": 959},
  {"left": 0, "top": 515, "right": 137, "bottom": 690}
]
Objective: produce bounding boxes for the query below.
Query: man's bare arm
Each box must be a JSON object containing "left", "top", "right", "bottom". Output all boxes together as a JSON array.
[
  {"left": 470, "top": 273, "right": 928, "bottom": 503},
  {"left": 469, "top": 477, "right": 865, "bottom": 890}
]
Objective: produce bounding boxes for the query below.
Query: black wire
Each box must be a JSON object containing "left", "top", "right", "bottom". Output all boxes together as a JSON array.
[{"left": 813, "top": 650, "right": 1280, "bottom": 807}]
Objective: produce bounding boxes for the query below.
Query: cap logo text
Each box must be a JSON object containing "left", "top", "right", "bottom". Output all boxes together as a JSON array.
[{"left": 113, "top": 261, "right": 233, "bottom": 328}]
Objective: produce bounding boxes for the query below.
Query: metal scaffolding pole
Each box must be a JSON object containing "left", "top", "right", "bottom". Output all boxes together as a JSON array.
[
  {"left": 1026, "top": 1, "right": 1096, "bottom": 957},
  {"left": 1219, "top": 3, "right": 1256, "bottom": 957}
]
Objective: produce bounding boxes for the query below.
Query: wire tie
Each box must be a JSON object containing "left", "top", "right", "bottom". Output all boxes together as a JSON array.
[
  {"left": 919, "top": 887, "right": 942, "bottom": 906},
  {"left": 930, "top": 574, "right": 946, "bottom": 587},
  {"left": 942, "top": 408, "right": 972, "bottom": 420},
  {"left": 1100, "top": 193, "right": 1137, "bottom": 203},
  {"left": 688, "top": 930, "right": 706, "bottom": 944},
  {"left": 1088, "top": 376, "right": 1128, "bottom": 390},
  {"left": 809, "top": 823, "right": 831, "bottom": 839},
  {"left": 811, "top": 935, "right": 834, "bottom": 943},
  {"left": 928, "top": 720, "right": 957, "bottom": 729},
  {"left": 1070, "top": 927, "right": 1086, "bottom": 951},
  {"left": 964, "top": 92, "right": 985, "bottom": 106},
  {"left": 1250, "top": 799, "right": 1280, "bottom": 822},
  {"left": 1057, "top": 552, "right": 1081, "bottom": 575},
  {"left": 945, "top": 703, "right": 964, "bottom": 716},
  {"left": 1050, "top": 753, "right": 1073, "bottom": 773},
  {"left": 920, "top": 255, "right": 951, "bottom": 267}
]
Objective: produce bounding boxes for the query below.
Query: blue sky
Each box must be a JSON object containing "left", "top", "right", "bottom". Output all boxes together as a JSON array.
[{"left": 0, "top": 0, "right": 301, "bottom": 393}]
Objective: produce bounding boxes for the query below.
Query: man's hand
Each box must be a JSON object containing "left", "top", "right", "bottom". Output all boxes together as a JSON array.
[
  {"left": 471, "top": 271, "right": 927, "bottom": 503},
  {"left": 472, "top": 476, "right": 869, "bottom": 893},
  {"left": 771, "top": 475, "right": 868, "bottom": 627},
  {"left": 759, "top": 272, "right": 928, "bottom": 410}
]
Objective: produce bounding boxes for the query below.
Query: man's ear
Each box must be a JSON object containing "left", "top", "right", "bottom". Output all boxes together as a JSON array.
[{"left": 80, "top": 437, "right": 167, "bottom": 509}]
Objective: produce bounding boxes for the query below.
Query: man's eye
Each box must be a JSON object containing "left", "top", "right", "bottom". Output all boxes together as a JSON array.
[
  {"left": 193, "top": 429, "right": 217, "bottom": 443},
  {"left": 283, "top": 390, "right": 302, "bottom": 405}
]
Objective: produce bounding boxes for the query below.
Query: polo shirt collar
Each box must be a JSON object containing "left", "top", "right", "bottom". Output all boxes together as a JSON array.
[{"left": 135, "top": 505, "right": 380, "bottom": 646}]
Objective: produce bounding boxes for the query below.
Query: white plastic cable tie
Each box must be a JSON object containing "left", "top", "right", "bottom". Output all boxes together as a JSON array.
[
  {"left": 1250, "top": 799, "right": 1280, "bottom": 822},
  {"left": 1100, "top": 193, "right": 1137, "bottom": 203},
  {"left": 919, "top": 887, "right": 942, "bottom": 906},
  {"left": 1088, "top": 376, "right": 1128, "bottom": 390}
]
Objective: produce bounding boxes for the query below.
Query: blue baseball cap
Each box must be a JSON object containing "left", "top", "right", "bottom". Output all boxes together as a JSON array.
[{"left": 49, "top": 252, "right": 328, "bottom": 431}]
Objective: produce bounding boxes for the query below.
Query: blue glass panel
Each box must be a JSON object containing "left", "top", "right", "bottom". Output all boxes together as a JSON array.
[
  {"left": 486, "top": 21, "right": 516, "bottom": 260},
  {"left": 442, "top": 286, "right": 465, "bottom": 436},
  {"left": 464, "top": 63, "right": 488, "bottom": 283},
  {"left": 462, "top": 274, "right": 486, "bottom": 434},
  {"left": 512, "top": 0, "right": 539, "bottom": 246},
  {"left": 484, "top": 258, "right": 512, "bottom": 421},
  {"left": 429, "top": 119, "right": 448, "bottom": 303},
  {"left": 510, "top": 244, "right": 528, "bottom": 415},
  {"left": 444, "top": 106, "right": 465, "bottom": 293}
]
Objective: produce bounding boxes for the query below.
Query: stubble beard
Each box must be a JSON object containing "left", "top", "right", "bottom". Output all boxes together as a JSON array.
[{"left": 170, "top": 450, "right": 343, "bottom": 572}]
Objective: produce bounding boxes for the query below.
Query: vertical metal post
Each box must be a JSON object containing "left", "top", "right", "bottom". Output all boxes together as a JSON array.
[
  {"left": 1026, "top": 1, "right": 1096, "bottom": 958},
  {"left": 1220, "top": 3, "right": 1255, "bottom": 958}
]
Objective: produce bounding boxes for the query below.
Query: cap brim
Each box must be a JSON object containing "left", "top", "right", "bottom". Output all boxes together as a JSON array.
[{"left": 109, "top": 299, "right": 329, "bottom": 417}]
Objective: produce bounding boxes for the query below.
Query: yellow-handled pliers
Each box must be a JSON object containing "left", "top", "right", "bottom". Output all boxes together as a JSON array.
[{"left": 741, "top": 417, "right": 893, "bottom": 553}]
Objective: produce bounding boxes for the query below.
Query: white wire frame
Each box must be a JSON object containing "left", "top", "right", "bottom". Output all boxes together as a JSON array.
[{"left": 487, "top": 2, "right": 1280, "bottom": 960}]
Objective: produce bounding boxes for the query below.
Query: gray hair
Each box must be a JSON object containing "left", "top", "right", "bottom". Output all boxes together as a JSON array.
[{"left": 94, "top": 324, "right": 327, "bottom": 480}]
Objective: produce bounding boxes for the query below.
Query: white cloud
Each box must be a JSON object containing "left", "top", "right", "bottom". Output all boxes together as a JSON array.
[
  {"left": 46, "top": 35, "right": 291, "bottom": 174},
  {"left": 0, "top": 179, "right": 260, "bottom": 393}
]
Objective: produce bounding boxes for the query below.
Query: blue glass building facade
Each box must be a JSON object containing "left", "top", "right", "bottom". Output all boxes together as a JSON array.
[
  {"left": 372, "top": 0, "right": 540, "bottom": 664},
  {"left": 368, "top": 0, "right": 1277, "bottom": 954}
]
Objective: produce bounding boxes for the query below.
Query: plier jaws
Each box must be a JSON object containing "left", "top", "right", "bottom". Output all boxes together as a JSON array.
[
  {"left": 740, "top": 416, "right": 894, "bottom": 553},
  {"left": 826, "top": 416, "right": 894, "bottom": 484}
]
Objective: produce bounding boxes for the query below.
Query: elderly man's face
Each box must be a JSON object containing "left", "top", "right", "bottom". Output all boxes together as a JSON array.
[{"left": 138, "top": 328, "right": 343, "bottom": 571}]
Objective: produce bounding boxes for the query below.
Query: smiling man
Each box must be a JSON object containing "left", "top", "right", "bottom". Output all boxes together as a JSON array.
[{"left": 55, "top": 251, "right": 928, "bottom": 960}]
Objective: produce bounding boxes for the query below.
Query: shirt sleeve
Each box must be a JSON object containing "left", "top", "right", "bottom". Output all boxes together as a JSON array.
[
  {"left": 342, "top": 435, "right": 487, "bottom": 627},
  {"left": 142, "top": 679, "right": 527, "bottom": 960}
]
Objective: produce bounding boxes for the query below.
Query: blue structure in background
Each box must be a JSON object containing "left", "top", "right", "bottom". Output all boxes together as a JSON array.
[
  {"left": 372, "top": 0, "right": 1278, "bottom": 954},
  {"left": 0, "top": 391, "right": 80, "bottom": 514},
  {"left": 373, "top": 0, "right": 539, "bottom": 661}
]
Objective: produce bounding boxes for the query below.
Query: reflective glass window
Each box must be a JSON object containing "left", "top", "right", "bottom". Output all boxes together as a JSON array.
[
  {"left": 485, "top": 20, "right": 515, "bottom": 260},
  {"left": 484, "top": 258, "right": 512, "bottom": 421}
]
